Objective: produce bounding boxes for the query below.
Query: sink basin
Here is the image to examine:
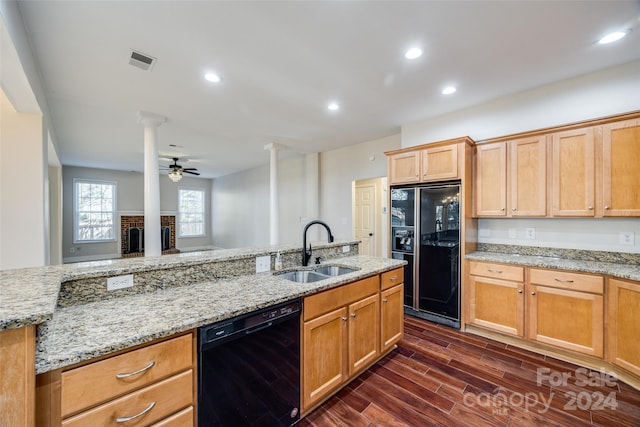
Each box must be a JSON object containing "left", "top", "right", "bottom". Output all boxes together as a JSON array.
[
  {"left": 313, "top": 265, "right": 358, "bottom": 276},
  {"left": 276, "top": 265, "right": 359, "bottom": 283},
  {"left": 277, "top": 270, "right": 328, "bottom": 283}
]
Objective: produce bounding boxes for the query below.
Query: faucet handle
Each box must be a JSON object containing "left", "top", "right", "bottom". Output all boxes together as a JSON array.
[{"left": 315, "top": 257, "right": 322, "bottom": 265}]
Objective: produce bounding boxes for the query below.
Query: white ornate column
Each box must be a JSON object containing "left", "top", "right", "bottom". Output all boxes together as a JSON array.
[
  {"left": 138, "top": 111, "right": 166, "bottom": 257},
  {"left": 264, "top": 143, "right": 283, "bottom": 245}
]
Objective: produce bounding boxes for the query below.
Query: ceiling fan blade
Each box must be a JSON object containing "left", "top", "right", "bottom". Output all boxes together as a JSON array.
[
  {"left": 182, "top": 168, "right": 198, "bottom": 171},
  {"left": 183, "top": 170, "right": 200, "bottom": 175}
]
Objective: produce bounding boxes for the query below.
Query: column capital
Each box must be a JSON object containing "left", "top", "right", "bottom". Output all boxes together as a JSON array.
[
  {"left": 264, "top": 142, "right": 285, "bottom": 151},
  {"left": 138, "top": 111, "right": 167, "bottom": 127}
]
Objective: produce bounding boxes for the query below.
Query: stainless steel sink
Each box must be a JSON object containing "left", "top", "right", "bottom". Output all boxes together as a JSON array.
[
  {"left": 276, "top": 265, "right": 359, "bottom": 283},
  {"left": 277, "top": 270, "right": 328, "bottom": 283},
  {"left": 312, "top": 265, "right": 358, "bottom": 276}
]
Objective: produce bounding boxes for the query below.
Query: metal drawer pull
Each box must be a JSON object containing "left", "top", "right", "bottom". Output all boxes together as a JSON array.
[
  {"left": 115, "top": 361, "right": 155, "bottom": 379},
  {"left": 116, "top": 402, "right": 156, "bottom": 423},
  {"left": 554, "top": 278, "right": 574, "bottom": 283},
  {"left": 389, "top": 276, "right": 398, "bottom": 281},
  {"left": 487, "top": 269, "right": 502, "bottom": 274}
]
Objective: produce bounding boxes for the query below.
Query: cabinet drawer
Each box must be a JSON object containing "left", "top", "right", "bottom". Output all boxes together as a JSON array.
[
  {"left": 62, "top": 370, "right": 193, "bottom": 427},
  {"left": 381, "top": 268, "right": 403, "bottom": 290},
  {"left": 469, "top": 261, "right": 524, "bottom": 282},
  {"left": 61, "top": 333, "right": 193, "bottom": 417},
  {"left": 150, "top": 406, "right": 194, "bottom": 427},
  {"left": 529, "top": 268, "right": 603, "bottom": 294},
  {"left": 304, "top": 276, "right": 379, "bottom": 321}
]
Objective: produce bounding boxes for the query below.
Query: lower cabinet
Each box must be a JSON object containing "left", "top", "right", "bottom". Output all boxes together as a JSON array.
[
  {"left": 527, "top": 268, "right": 604, "bottom": 357},
  {"left": 608, "top": 278, "right": 640, "bottom": 376},
  {"left": 302, "top": 268, "right": 405, "bottom": 413},
  {"left": 36, "top": 332, "right": 196, "bottom": 427}
]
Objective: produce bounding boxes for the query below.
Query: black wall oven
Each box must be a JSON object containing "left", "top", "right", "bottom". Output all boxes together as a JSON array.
[{"left": 198, "top": 299, "right": 301, "bottom": 426}]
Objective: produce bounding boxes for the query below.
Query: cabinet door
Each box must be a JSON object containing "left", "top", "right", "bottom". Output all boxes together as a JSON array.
[
  {"left": 389, "top": 151, "right": 420, "bottom": 185},
  {"left": 509, "top": 136, "right": 546, "bottom": 216},
  {"left": 602, "top": 118, "right": 640, "bottom": 216},
  {"left": 381, "top": 284, "right": 404, "bottom": 352},
  {"left": 468, "top": 276, "right": 524, "bottom": 337},
  {"left": 302, "top": 307, "right": 347, "bottom": 411},
  {"left": 348, "top": 294, "right": 379, "bottom": 377},
  {"left": 421, "top": 144, "right": 458, "bottom": 181},
  {"left": 527, "top": 285, "right": 603, "bottom": 357},
  {"left": 608, "top": 278, "right": 640, "bottom": 376},
  {"left": 475, "top": 142, "right": 507, "bottom": 216},
  {"left": 550, "top": 127, "right": 595, "bottom": 216}
]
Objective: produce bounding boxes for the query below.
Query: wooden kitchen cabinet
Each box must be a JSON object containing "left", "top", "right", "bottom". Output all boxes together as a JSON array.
[
  {"left": 607, "top": 278, "right": 640, "bottom": 377},
  {"left": 388, "top": 140, "right": 463, "bottom": 185},
  {"left": 475, "top": 142, "right": 507, "bottom": 216},
  {"left": 475, "top": 136, "right": 546, "bottom": 217},
  {"left": 527, "top": 268, "right": 604, "bottom": 357},
  {"left": 388, "top": 150, "right": 420, "bottom": 185},
  {"left": 36, "top": 332, "right": 196, "bottom": 427},
  {"left": 550, "top": 127, "right": 596, "bottom": 216},
  {"left": 381, "top": 268, "right": 405, "bottom": 353},
  {"left": 421, "top": 144, "right": 458, "bottom": 181},
  {"left": 468, "top": 261, "right": 525, "bottom": 337},
  {"left": 602, "top": 118, "right": 640, "bottom": 216},
  {"left": 302, "top": 275, "right": 379, "bottom": 412}
]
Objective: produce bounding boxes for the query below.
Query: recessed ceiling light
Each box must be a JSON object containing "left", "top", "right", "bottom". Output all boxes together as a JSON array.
[
  {"left": 204, "top": 72, "right": 222, "bottom": 83},
  {"left": 405, "top": 47, "right": 423, "bottom": 60},
  {"left": 327, "top": 102, "right": 340, "bottom": 111},
  {"left": 442, "top": 86, "right": 457, "bottom": 95},
  {"left": 598, "top": 31, "right": 627, "bottom": 44}
]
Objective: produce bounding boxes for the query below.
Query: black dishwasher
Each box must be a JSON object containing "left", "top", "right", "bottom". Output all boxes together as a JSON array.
[{"left": 198, "top": 299, "right": 301, "bottom": 426}]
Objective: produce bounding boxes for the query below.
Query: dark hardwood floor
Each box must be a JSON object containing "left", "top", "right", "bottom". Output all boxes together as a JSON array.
[{"left": 299, "top": 315, "right": 640, "bottom": 427}]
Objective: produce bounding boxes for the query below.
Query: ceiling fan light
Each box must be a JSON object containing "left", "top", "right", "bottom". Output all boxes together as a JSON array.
[{"left": 168, "top": 170, "right": 182, "bottom": 182}]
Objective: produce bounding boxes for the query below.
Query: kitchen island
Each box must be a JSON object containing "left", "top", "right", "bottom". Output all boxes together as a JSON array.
[{"left": 0, "top": 241, "right": 406, "bottom": 426}]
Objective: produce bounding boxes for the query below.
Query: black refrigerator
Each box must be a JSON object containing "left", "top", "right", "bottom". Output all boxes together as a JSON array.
[{"left": 391, "top": 183, "right": 461, "bottom": 328}]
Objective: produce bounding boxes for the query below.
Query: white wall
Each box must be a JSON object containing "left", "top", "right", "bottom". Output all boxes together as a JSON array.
[
  {"left": 0, "top": 89, "right": 46, "bottom": 269},
  {"left": 62, "top": 166, "right": 214, "bottom": 262},
  {"left": 320, "top": 134, "right": 400, "bottom": 240},
  {"left": 401, "top": 60, "right": 640, "bottom": 254}
]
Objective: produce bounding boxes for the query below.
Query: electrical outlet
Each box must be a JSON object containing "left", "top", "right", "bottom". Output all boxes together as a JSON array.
[
  {"left": 69, "top": 247, "right": 76, "bottom": 253},
  {"left": 525, "top": 228, "right": 536, "bottom": 239},
  {"left": 342, "top": 245, "right": 350, "bottom": 253},
  {"left": 107, "top": 274, "right": 134, "bottom": 291},
  {"left": 256, "top": 255, "right": 271, "bottom": 273},
  {"left": 620, "top": 231, "right": 635, "bottom": 245}
]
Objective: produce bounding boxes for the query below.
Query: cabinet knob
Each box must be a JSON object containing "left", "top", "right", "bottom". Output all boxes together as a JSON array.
[
  {"left": 531, "top": 291, "right": 536, "bottom": 296},
  {"left": 382, "top": 298, "right": 388, "bottom": 303},
  {"left": 604, "top": 206, "right": 610, "bottom": 210},
  {"left": 415, "top": 174, "right": 419, "bottom": 178},
  {"left": 518, "top": 290, "right": 523, "bottom": 294},
  {"left": 501, "top": 208, "right": 505, "bottom": 211},
  {"left": 342, "top": 317, "right": 348, "bottom": 321},
  {"left": 350, "top": 313, "right": 356, "bottom": 318},
  {"left": 512, "top": 208, "right": 516, "bottom": 211},
  {"left": 423, "top": 172, "right": 426, "bottom": 176},
  {"left": 587, "top": 206, "right": 593, "bottom": 210}
]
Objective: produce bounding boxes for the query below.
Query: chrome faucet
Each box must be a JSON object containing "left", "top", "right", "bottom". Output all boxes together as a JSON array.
[{"left": 302, "top": 220, "right": 334, "bottom": 266}]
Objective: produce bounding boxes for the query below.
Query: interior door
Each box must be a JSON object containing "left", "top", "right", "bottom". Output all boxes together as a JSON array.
[{"left": 354, "top": 183, "right": 376, "bottom": 256}]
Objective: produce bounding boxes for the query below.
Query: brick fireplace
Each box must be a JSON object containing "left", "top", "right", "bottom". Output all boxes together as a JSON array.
[{"left": 120, "top": 215, "right": 179, "bottom": 258}]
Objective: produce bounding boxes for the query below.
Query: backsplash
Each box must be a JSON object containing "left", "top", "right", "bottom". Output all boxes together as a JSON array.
[{"left": 477, "top": 243, "right": 640, "bottom": 265}]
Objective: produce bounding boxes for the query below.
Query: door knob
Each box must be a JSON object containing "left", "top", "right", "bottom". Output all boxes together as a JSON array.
[{"left": 368, "top": 233, "right": 373, "bottom": 236}]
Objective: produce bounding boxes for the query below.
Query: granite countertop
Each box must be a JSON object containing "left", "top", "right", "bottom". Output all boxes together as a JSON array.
[
  {"left": 465, "top": 251, "right": 640, "bottom": 282},
  {"left": 35, "top": 254, "right": 405, "bottom": 374},
  {"left": 0, "top": 240, "right": 357, "bottom": 331}
]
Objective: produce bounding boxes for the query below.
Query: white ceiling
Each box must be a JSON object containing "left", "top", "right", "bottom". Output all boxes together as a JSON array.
[{"left": 16, "top": 1, "right": 640, "bottom": 178}]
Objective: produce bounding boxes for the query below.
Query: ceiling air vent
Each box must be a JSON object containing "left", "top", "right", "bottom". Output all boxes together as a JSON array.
[{"left": 129, "top": 50, "right": 156, "bottom": 71}]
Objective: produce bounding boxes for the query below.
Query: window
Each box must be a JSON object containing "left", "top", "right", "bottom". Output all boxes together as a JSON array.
[
  {"left": 178, "top": 188, "right": 205, "bottom": 237},
  {"left": 74, "top": 179, "right": 116, "bottom": 242}
]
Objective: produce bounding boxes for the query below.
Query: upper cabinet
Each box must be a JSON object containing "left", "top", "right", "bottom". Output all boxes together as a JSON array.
[
  {"left": 388, "top": 139, "right": 471, "bottom": 186},
  {"left": 475, "top": 136, "right": 546, "bottom": 217},
  {"left": 550, "top": 127, "right": 595, "bottom": 216},
  {"left": 474, "top": 112, "right": 640, "bottom": 218},
  {"left": 602, "top": 118, "right": 640, "bottom": 216}
]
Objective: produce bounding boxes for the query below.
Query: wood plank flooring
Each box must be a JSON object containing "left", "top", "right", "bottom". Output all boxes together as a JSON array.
[{"left": 299, "top": 315, "right": 640, "bottom": 427}]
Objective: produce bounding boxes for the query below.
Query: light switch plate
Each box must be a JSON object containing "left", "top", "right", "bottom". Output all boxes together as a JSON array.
[
  {"left": 107, "top": 274, "right": 134, "bottom": 291},
  {"left": 256, "top": 255, "right": 271, "bottom": 273},
  {"left": 620, "top": 231, "right": 635, "bottom": 245}
]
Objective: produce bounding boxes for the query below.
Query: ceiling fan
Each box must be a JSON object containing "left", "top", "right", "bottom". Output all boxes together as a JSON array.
[{"left": 162, "top": 157, "right": 200, "bottom": 182}]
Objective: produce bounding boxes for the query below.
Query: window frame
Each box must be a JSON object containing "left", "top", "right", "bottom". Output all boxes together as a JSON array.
[
  {"left": 177, "top": 186, "right": 206, "bottom": 238},
  {"left": 73, "top": 178, "right": 117, "bottom": 244}
]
